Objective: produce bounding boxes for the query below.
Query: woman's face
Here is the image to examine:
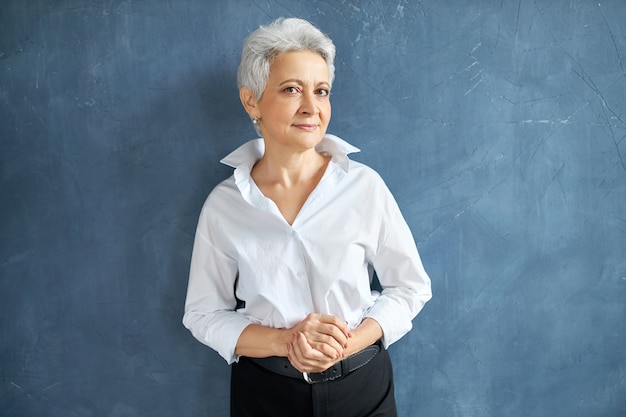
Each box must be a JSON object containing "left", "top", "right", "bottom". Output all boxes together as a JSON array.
[{"left": 254, "top": 50, "right": 331, "bottom": 152}]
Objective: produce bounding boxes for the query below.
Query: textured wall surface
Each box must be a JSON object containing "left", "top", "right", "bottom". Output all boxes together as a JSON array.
[{"left": 1, "top": 1, "right": 625, "bottom": 416}]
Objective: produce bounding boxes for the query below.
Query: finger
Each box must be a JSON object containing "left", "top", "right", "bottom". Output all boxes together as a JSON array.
[
  {"left": 301, "top": 314, "right": 350, "bottom": 346},
  {"left": 307, "top": 334, "right": 343, "bottom": 359},
  {"left": 318, "top": 315, "right": 352, "bottom": 340},
  {"left": 288, "top": 333, "right": 319, "bottom": 371},
  {"left": 292, "top": 332, "right": 326, "bottom": 361},
  {"left": 290, "top": 333, "right": 337, "bottom": 373},
  {"left": 299, "top": 327, "right": 343, "bottom": 358},
  {"left": 322, "top": 322, "right": 350, "bottom": 347},
  {"left": 294, "top": 315, "right": 350, "bottom": 358},
  {"left": 305, "top": 322, "right": 348, "bottom": 352}
]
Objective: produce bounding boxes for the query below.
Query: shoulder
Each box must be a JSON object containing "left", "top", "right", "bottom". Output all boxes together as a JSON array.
[
  {"left": 330, "top": 159, "right": 395, "bottom": 207},
  {"left": 199, "top": 176, "right": 240, "bottom": 213},
  {"left": 344, "top": 160, "right": 402, "bottom": 213},
  {"left": 348, "top": 159, "right": 387, "bottom": 187},
  {"left": 194, "top": 176, "right": 245, "bottom": 242}
]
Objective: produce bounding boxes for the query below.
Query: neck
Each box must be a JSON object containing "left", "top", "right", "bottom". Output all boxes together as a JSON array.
[{"left": 253, "top": 144, "right": 329, "bottom": 188}]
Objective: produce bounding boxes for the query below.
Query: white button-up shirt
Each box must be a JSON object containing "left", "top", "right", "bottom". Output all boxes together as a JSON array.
[{"left": 183, "top": 134, "right": 432, "bottom": 364}]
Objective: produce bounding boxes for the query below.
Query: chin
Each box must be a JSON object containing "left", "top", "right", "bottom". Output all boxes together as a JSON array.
[{"left": 290, "top": 129, "right": 324, "bottom": 142}]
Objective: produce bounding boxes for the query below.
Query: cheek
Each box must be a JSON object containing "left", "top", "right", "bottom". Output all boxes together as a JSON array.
[{"left": 319, "top": 99, "right": 331, "bottom": 113}]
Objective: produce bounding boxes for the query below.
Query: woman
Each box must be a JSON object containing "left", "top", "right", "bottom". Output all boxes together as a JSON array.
[{"left": 183, "top": 17, "right": 432, "bottom": 417}]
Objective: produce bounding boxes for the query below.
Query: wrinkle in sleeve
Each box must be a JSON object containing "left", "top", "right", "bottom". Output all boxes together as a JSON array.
[
  {"left": 364, "top": 183, "right": 432, "bottom": 348},
  {"left": 182, "top": 205, "right": 251, "bottom": 364}
]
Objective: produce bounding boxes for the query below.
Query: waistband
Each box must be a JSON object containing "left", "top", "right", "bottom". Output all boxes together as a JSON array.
[{"left": 249, "top": 340, "right": 381, "bottom": 384}]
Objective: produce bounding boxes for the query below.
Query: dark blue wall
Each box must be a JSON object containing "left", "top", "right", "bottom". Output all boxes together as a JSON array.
[{"left": 1, "top": 1, "right": 625, "bottom": 416}]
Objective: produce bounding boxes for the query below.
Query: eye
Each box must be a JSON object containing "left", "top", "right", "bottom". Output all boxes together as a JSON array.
[
  {"left": 316, "top": 88, "right": 330, "bottom": 97},
  {"left": 284, "top": 86, "right": 300, "bottom": 94}
]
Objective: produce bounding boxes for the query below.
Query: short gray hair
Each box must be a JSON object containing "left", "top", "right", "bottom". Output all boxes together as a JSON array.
[{"left": 237, "top": 18, "right": 336, "bottom": 101}]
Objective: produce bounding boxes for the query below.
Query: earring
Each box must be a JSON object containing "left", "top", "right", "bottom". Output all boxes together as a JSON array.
[{"left": 251, "top": 117, "right": 262, "bottom": 136}]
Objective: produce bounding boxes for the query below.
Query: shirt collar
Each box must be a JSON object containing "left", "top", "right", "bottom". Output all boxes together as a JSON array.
[{"left": 219, "top": 134, "right": 360, "bottom": 173}]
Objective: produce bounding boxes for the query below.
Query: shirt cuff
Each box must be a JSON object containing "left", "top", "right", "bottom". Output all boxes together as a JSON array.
[
  {"left": 363, "top": 301, "right": 413, "bottom": 349},
  {"left": 184, "top": 310, "right": 252, "bottom": 365}
]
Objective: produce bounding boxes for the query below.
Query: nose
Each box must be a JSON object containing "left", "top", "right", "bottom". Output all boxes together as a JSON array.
[{"left": 299, "top": 91, "right": 318, "bottom": 115}]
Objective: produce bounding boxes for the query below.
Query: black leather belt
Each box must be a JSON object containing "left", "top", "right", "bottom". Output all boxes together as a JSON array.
[{"left": 249, "top": 340, "right": 381, "bottom": 384}]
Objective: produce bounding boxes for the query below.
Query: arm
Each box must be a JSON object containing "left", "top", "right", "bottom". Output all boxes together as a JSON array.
[
  {"left": 287, "top": 317, "right": 383, "bottom": 373},
  {"left": 236, "top": 313, "right": 351, "bottom": 360},
  {"left": 343, "top": 317, "right": 383, "bottom": 356},
  {"left": 364, "top": 180, "right": 432, "bottom": 348},
  {"left": 235, "top": 324, "right": 291, "bottom": 358},
  {"left": 183, "top": 204, "right": 252, "bottom": 364}
]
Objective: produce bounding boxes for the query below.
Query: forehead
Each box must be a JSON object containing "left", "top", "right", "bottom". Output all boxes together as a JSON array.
[{"left": 268, "top": 50, "right": 329, "bottom": 83}]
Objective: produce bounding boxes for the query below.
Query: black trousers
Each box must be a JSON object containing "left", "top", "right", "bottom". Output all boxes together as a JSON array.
[{"left": 230, "top": 347, "right": 397, "bottom": 417}]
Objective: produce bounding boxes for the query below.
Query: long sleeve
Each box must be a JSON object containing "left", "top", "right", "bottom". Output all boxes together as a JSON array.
[
  {"left": 182, "top": 203, "right": 252, "bottom": 364},
  {"left": 364, "top": 180, "right": 432, "bottom": 348}
]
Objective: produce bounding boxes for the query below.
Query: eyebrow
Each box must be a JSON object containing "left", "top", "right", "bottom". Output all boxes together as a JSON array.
[{"left": 278, "top": 79, "right": 330, "bottom": 88}]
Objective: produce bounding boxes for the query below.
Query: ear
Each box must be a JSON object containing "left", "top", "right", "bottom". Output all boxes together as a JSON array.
[{"left": 239, "top": 86, "right": 259, "bottom": 118}]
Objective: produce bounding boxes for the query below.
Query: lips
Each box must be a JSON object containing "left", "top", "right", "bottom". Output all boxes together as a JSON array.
[{"left": 293, "top": 124, "right": 318, "bottom": 131}]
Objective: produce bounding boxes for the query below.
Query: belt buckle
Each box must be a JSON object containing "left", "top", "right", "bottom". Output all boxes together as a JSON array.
[{"left": 302, "top": 372, "right": 314, "bottom": 384}]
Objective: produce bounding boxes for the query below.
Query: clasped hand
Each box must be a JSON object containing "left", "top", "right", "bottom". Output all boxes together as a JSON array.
[{"left": 286, "top": 313, "right": 351, "bottom": 373}]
